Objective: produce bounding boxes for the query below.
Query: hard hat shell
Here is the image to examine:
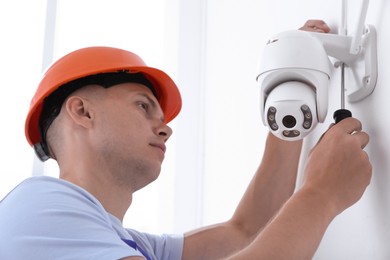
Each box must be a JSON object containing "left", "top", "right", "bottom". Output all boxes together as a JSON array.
[{"left": 25, "top": 46, "right": 182, "bottom": 147}]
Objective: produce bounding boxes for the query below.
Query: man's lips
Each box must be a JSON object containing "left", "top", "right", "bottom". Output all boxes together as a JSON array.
[{"left": 150, "top": 143, "right": 166, "bottom": 153}]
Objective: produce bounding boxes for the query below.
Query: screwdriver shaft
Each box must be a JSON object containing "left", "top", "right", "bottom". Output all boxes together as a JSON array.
[
  {"left": 333, "top": 62, "right": 352, "bottom": 124},
  {"left": 340, "top": 62, "right": 345, "bottom": 109}
]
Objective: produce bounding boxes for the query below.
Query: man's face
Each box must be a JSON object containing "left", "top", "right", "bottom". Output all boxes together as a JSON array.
[{"left": 90, "top": 82, "right": 172, "bottom": 192}]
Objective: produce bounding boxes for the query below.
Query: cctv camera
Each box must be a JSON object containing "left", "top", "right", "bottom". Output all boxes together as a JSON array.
[
  {"left": 257, "top": 30, "right": 332, "bottom": 140},
  {"left": 264, "top": 81, "right": 317, "bottom": 140}
]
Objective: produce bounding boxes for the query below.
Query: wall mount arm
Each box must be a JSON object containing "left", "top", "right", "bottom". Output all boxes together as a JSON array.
[{"left": 310, "top": 24, "right": 377, "bottom": 103}]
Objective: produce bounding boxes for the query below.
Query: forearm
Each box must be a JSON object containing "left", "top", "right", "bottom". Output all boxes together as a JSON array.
[
  {"left": 230, "top": 132, "right": 303, "bottom": 238},
  {"left": 228, "top": 188, "right": 336, "bottom": 260},
  {"left": 183, "top": 133, "right": 303, "bottom": 260}
]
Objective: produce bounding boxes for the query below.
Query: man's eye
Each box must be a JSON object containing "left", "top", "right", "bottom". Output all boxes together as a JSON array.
[{"left": 138, "top": 102, "right": 149, "bottom": 111}]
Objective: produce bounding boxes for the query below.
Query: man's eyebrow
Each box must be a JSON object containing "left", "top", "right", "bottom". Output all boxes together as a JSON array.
[
  {"left": 137, "top": 93, "right": 157, "bottom": 107},
  {"left": 136, "top": 92, "right": 165, "bottom": 122}
]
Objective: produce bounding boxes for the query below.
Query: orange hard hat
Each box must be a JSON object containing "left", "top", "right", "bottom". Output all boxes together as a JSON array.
[{"left": 25, "top": 46, "right": 182, "bottom": 159}]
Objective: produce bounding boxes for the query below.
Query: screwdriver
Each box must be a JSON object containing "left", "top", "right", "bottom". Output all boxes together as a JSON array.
[{"left": 333, "top": 62, "right": 352, "bottom": 123}]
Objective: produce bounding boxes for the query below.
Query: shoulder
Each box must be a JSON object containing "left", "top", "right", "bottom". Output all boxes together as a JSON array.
[
  {"left": 0, "top": 176, "right": 108, "bottom": 226},
  {"left": 1, "top": 176, "right": 108, "bottom": 222},
  {"left": 0, "top": 176, "right": 139, "bottom": 259},
  {"left": 6, "top": 175, "right": 92, "bottom": 195},
  {"left": 2, "top": 176, "right": 84, "bottom": 197},
  {"left": 2, "top": 176, "right": 101, "bottom": 207}
]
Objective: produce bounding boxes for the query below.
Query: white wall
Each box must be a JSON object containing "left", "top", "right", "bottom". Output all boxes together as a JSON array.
[
  {"left": 1, "top": 0, "right": 389, "bottom": 258},
  {"left": 198, "top": 0, "right": 390, "bottom": 258},
  {"left": 0, "top": 0, "right": 46, "bottom": 199}
]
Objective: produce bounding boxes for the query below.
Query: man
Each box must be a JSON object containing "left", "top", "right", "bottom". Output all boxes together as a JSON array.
[{"left": 0, "top": 20, "right": 371, "bottom": 259}]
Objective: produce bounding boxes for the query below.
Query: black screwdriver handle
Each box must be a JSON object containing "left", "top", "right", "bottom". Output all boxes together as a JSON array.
[{"left": 333, "top": 108, "right": 352, "bottom": 124}]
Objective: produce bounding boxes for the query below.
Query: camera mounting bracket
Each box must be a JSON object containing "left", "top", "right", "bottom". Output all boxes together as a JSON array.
[{"left": 310, "top": 24, "right": 377, "bottom": 103}]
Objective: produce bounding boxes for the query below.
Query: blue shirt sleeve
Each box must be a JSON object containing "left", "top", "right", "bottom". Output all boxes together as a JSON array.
[{"left": 126, "top": 229, "right": 184, "bottom": 260}]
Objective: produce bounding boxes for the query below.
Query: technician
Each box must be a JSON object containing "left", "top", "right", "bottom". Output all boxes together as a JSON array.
[{"left": 0, "top": 20, "right": 371, "bottom": 259}]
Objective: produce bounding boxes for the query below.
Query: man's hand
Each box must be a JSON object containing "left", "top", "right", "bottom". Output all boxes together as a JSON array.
[
  {"left": 302, "top": 117, "right": 372, "bottom": 215},
  {"left": 300, "top": 19, "right": 331, "bottom": 32}
]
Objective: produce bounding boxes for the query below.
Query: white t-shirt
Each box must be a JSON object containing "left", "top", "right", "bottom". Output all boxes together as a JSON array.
[{"left": 0, "top": 176, "right": 183, "bottom": 260}]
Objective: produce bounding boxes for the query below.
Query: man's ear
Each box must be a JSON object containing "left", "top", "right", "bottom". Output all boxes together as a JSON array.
[{"left": 64, "top": 96, "right": 94, "bottom": 128}]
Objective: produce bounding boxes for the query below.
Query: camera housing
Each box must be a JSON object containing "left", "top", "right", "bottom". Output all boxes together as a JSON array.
[
  {"left": 264, "top": 81, "right": 317, "bottom": 140},
  {"left": 257, "top": 30, "right": 332, "bottom": 141}
]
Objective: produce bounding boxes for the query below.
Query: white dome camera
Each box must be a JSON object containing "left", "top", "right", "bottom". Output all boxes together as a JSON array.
[
  {"left": 257, "top": 30, "right": 332, "bottom": 141},
  {"left": 264, "top": 81, "right": 317, "bottom": 140}
]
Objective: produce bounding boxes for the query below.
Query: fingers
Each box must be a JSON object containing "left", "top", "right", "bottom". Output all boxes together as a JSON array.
[
  {"left": 327, "top": 117, "right": 369, "bottom": 149},
  {"left": 336, "top": 117, "right": 362, "bottom": 134},
  {"left": 300, "top": 19, "right": 331, "bottom": 33},
  {"left": 352, "top": 131, "right": 370, "bottom": 149}
]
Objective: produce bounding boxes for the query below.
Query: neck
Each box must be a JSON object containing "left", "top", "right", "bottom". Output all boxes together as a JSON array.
[{"left": 59, "top": 159, "right": 134, "bottom": 222}]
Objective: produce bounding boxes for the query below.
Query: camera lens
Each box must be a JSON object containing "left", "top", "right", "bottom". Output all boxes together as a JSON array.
[{"left": 282, "top": 115, "right": 296, "bottom": 128}]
